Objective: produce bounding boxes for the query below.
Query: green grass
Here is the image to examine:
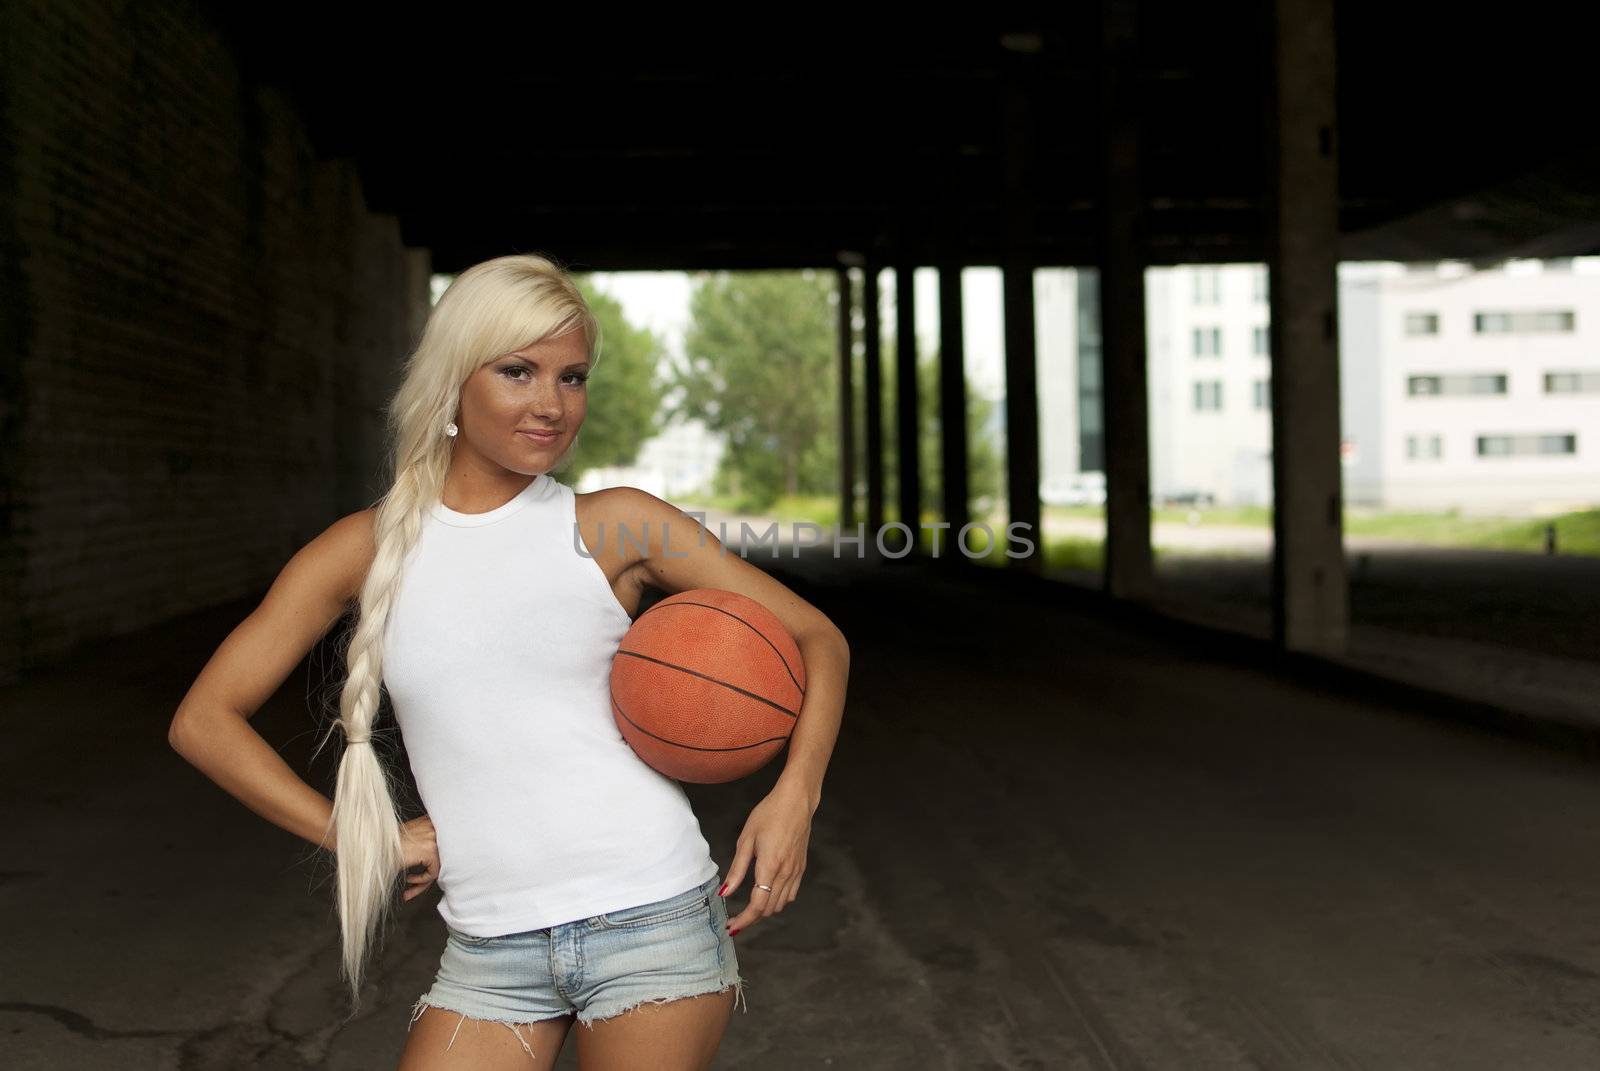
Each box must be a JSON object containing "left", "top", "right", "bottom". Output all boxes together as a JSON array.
[
  {"left": 1047, "top": 504, "right": 1275, "bottom": 527},
  {"left": 1444, "top": 509, "right": 1600, "bottom": 555},
  {"left": 1154, "top": 505, "right": 1272, "bottom": 527},
  {"left": 686, "top": 492, "right": 839, "bottom": 526},
  {"left": 681, "top": 494, "right": 1600, "bottom": 559},
  {"left": 900, "top": 524, "right": 1114, "bottom": 572},
  {"left": 1050, "top": 504, "right": 1600, "bottom": 557},
  {"left": 1337, "top": 508, "right": 1600, "bottom": 554}
]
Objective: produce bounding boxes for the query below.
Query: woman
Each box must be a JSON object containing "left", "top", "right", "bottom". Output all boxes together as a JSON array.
[{"left": 167, "top": 255, "right": 851, "bottom": 1070}]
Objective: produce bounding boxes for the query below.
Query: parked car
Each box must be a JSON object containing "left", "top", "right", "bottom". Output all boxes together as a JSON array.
[
  {"left": 1155, "top": 489, "right": 1216, "bottom": 509},
  {"left": 1041, "top": 472, "right": 1107, "bottom": 507}
]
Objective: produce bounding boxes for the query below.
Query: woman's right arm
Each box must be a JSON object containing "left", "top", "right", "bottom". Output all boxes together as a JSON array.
[{"left": 167, "top": 508, "right": 377, "bottom": 855}]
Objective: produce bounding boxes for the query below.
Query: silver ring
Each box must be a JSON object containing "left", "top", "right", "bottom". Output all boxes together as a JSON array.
[{"left": 755, "top": 883, "right": 772, "bottom": 892}]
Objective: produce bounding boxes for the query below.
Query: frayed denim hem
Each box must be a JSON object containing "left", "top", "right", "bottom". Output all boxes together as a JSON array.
[
  {"left": 408, "top": 994, "right": 547, "bottom": 1062},
  {"left": 576, "top": 973, "right": 749, "bottom": 1029}
]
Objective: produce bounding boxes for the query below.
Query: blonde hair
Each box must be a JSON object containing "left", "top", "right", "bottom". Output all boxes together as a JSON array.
[{"left": 313, "top": 253, "right": 603, "bottom": 1014}]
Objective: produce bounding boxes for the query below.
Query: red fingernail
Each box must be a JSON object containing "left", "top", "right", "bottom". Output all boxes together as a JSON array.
[
  {"left": 717, "top": 882, "right": 727, "bottom": 897},
  {"left": 729, "top": 927, "right": 740, "bottom": 936}
]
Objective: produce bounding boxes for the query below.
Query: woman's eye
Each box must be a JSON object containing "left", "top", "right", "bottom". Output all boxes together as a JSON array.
[{"left": 499, "top": 367, "right": 587, "bottom": 386}]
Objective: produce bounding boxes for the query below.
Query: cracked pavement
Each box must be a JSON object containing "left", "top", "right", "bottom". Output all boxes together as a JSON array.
[{"left": 5, "top": 550, "right": 1600, "bottom": 1068}]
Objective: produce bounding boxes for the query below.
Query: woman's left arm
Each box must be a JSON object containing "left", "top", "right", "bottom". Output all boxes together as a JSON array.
[{"left": 617, "top": 489, "right": 851, "bottom": 936}]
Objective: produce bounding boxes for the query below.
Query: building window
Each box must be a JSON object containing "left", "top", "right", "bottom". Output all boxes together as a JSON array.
[
  {"left": 1405, "top": 434, "right": 1443, "bottom": 460},
  {"left": 1252, "top": 378, "right": 1269, "bottom": 409},
  {"left": 1475, "top": 433, "right": 1577, "bottom": 457},
  {"left": 1473, "top": 310, "right": 1575, "bottom": 334},
  {"left": 1404, "top": 312, "right": 1440, "bottom": 336},
  {"left": 1193, "top": 380, "right": 1223, "bottom": 411},
  {"left": 1407, "top": 373, "right": 1507, "bottom": 397},
  {"left": 1252, "top": 325, "right": 1268, "bottom": 355},
  {"left": 1251, "top": 267, "right": 1267, "bottom": 303},
  {"left": 1192, "top": 326, "right": 1222, "bottom": 357},
  {"left": 1545, "top": 371, "right": 1600, "bottom": 394},
  {"left": 1192, "top": 269, "right": 1222, "bottom": 305}
]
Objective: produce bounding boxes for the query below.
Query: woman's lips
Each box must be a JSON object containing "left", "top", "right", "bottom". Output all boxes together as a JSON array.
[{"left": 517, "top": 430, "right": 560, "bottom": 444}]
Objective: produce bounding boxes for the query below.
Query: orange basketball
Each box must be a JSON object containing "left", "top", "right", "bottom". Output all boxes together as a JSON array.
[{"left": 609, "top": 588, "right": 806, "bottom": 784}]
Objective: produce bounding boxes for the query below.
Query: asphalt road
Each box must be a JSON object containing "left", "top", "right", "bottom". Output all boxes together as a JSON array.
[{"left": 4, "top": 549, "right": 1600, "bottom": 1067}]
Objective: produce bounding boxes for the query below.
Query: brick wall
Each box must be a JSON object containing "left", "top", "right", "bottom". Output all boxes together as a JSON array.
[{"left": 0, "top": 0, "right": 431, "bottom": 682}]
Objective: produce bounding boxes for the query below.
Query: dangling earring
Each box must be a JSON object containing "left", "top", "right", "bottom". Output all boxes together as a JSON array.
[{"left": 444, "top": 421, "right": 458, "bottom": 438}]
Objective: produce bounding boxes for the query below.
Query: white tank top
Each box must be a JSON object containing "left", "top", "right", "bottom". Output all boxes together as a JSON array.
[{"left": 382, "top": 472, "right": 718, "bottom": 937}]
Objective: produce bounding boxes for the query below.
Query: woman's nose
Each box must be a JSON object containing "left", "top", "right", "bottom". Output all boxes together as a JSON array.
[{"left": 527, "top": 380, "right": 563, "bottom": 417}]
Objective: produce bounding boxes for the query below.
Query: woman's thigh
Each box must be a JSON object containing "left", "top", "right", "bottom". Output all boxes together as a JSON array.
[
  {"left": 401, "top": 922, "right": 579, "bottom": 1069},
  {"left": 570, "top": 874, "right": 745, "bottom": 1070},
  {"left": 399, "top": 1006, "right": 575, "bottom": 1071},
  {"left": 575, "top": 989, "right": 734, "bottom": 1071}
]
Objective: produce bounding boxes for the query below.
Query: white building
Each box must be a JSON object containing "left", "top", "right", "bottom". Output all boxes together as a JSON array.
[
  {"left": 1146, "top": 263, "right": 1275, "bottom": 507},
  {"left": 572, "top": 415, "right": 725, "bottom": 500},
  {"left": 1036, "top": 258, "right": 1600, "bottom": 515},
  {"left": 1338, "top": 258, "right": 1600, "bottom": 513},
  {"left": 1037, "top": 264, "right": 1275, "bottom": 510},
  {"left": 1035, "top": 269, "right": 1094, "bottom": 503}
]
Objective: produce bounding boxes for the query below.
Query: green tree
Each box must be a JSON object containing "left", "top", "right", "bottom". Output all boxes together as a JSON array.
[
  {"left": 565, "top": 276, "right": 669, "bottom": 485},
  {"left": 669, "top": 271, "right": 839, "bottom": 508}
]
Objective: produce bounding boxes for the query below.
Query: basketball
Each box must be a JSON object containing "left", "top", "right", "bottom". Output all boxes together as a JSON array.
[{"left": 609, "top": 588, "right": 806, "bottom": 784}]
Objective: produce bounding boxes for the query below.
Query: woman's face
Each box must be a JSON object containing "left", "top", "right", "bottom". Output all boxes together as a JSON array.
[{"left": 455, "top": 329, "right": 591, "bottom": 475}]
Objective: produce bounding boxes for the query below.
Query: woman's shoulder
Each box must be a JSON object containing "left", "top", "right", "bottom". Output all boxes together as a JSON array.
[
  {"left": 573, "top": 484, "right": 683, "bottom": 526},
  {"left": 327, "top": 504, "right": 379, "bottom": 548},
  {"left": 572, "top": 486, "right": 708, "bottom": 567},
  {"left": 311, "top": 506, "right": 380, "bottom": 605}
]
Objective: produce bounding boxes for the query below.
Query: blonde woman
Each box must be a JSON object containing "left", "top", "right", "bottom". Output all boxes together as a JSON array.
[{"left": 168, "top": 255, "right": 850, "bottom": 1070}]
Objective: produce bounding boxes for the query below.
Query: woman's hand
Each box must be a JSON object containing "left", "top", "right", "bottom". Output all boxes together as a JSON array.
[
  {"left": 719, "top": 779, "right": 816, "bottom": 936},
  {"left": 399, "top": 814, "right": 440, "bottom": 902}
]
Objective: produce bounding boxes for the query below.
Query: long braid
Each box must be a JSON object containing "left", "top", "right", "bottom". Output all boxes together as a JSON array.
[
  {"left": 308, "top": 253, "right": 600, "bottom": 1016},
  {"left": 318, "top": 461, "right": 441, "bottom": 1014}
]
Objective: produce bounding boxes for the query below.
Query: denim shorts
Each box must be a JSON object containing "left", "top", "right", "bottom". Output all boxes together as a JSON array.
[{"left": 408, "top": 873, "right": 746, "bottom": 1057}]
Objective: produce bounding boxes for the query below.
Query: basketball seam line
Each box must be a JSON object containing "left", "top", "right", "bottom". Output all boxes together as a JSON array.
[
  {"left": 611, "top": 685, "right": 792, "bottom": 752},
  {"left": 614, "top": 648, "right": 801, "bottom": 718},
  {"left": 637, "top": 600, "right": 806, "bottom": 697}
]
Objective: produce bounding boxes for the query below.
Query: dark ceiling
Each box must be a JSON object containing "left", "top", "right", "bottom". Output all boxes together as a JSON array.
[{"left": 204, "top": 4, "right": 1600, "bottom": 273}]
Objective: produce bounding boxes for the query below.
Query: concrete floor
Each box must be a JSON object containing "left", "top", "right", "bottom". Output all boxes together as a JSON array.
[
  {"left": 4, "top": 551, "right": 1600, "bottom": 1068},
  {"left": 1154, "top": 545, "right": 1600, "bottom": 664},
  {"left": 1147, "top": 547, "right": 1600, "bottom": 733}
]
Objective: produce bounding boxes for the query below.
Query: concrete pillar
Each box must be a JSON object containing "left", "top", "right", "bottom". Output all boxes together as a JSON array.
[
  {"left": 938, "top": 263, "right": 971, "bottom": 536},
  {"left": 1001, "top": 265, "right": 1041, "bottom": 572},
  {"left": 862, "top": 263, "right": 885, "bottom": 535},
  {"left": 1003, "top": 72, "right": 1042, "bottom": 573},
  {"left": 1266, "top": 0, "right": 1349, "bottom": 654},
  {"left": 1099, "top": 0, "right": 1155, "bottom": 601},
  {"left": 836, "top": 266, "right": 857, "bottom": 531},
  {"left": 895, "top": 262, "right": 921, "bottom": 535}
]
